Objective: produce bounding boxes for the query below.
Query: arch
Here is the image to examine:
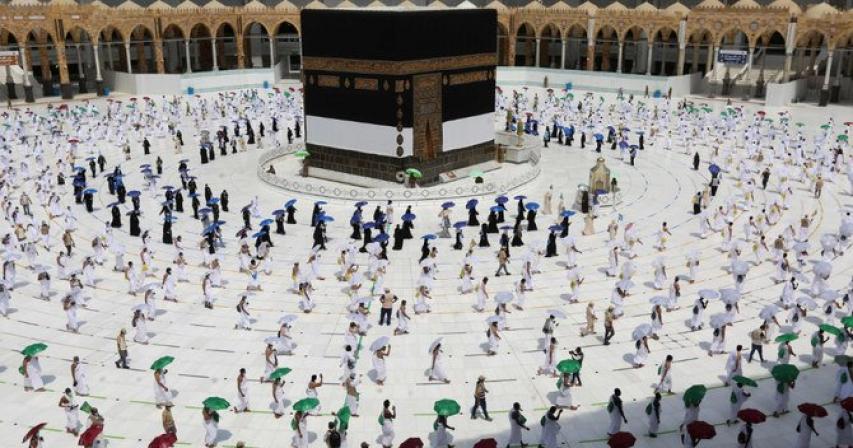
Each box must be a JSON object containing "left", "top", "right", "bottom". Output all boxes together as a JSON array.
[
  {"left": 563, "top": 24, "right": 588, "bottom": 70},
  {"left": 190, "top": 23, "right": 214, "bottom": 72},
  {"left": 215, "top": 22, "right": 237, "bottom": 70},
  {"left": 793, "top": 29, "right": 828, "bottom": 79},
  {"left": 275, "top": 21, "right": 299, "bottom": 36},
  {"left": 1, "top": 27, "right": 21, "bottom": 48},
  {"left": 273, "top": 20, "right": 301, "bottom": 78},
  {"left": 243, "top": 21, "right": 272, "bottom": 69},
  {"left": 622, "top": 26, "right": 649, "bottom": 74},
  {"left": 25, "top": 28, "right": 58, "bottom": 96},
  {"left": 128, "top": 25, "right": 155, "bottom": 74},
  {"left": 64, "top": 27, "right": 94, "bottom": 92},
  {"left": 538, "top": 23, "right": 561, "bottom": 68},
  {"left": 496, "top": 22, "right": 509, "bottom": 66},
  {"left": 594, "top": 25, "right": 619, "bottom": 72},
  {"left": 162, "top": 24, "right": 187, "bottom": 74},
  {"left": 651, "top": 26, "right": 679, "bottom": 76},
  {"left": 514, "top": 22, "right": 536, "bottom": 67},
  {"left": 687, "top": 28, "right": 714, "bottom": 75},
  {"left": 98, "top": 27, "right": 127, "bottom": 72}
]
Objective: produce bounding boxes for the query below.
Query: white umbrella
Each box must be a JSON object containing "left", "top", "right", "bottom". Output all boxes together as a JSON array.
[
  {"left": 840, "top": 222, "right": 853, "bottom": 238},
  {"left": 759, "top": 304, "right": 781, "bottom": 320},
  {"left": 142, "top": 282, "right": 160, "bottom": 291},
  {"left": 797, "top": 296, "right": 817, "bottom": 310},
  {"left": 485, "top": 315, "right": 502, "bottom": 324},
  {"left": 278, "top": 314, "right": 298, "bottom": 325},
  {"left": 686, "top": 249, "right": 700, "bottom": 261},
  {"left": 264, "top": 335, "right": 280, "bottom": 345},
  {"left": 3, "top": 252, "right": 22, "bottom": 261},
  {"left": 428, "top": 337, "right": 443, "bottom": 354},
  {"left": 649, "top": 296, "right": 668, "bottom": 306},
  {"left": 698, "top": 289, "right": 720, "bottom": 300},
  {"left": 494, "top": 291, "right": 514, "bottom": 304},
  {"left": 652, "top": 256, "right": 666, "bottom": 268},
  {"left": 632, "top": 323, "right": 652, "bottom": 341},
  {"left": 813, "top": 261, "right": 832, "bottom": 278},
  {"left": 560, "top": 236, "right": 576, "bottom": 247},
  {"left": 710, "top": 313, "right": 732, "bottom": 329},
  {"left": 369, "top": 336, "right": 390, "bottom": 352},
  {"left": 547, "top": 309, "right": 567, "bottom": 319},
  {"left": 793, "top": 241, "right": 810, "bottom": 252},
  {"left": 819, "top": 289, "right": 841, "bottom": 301},
  {"left": 719, "top": 288, "right": 740, "bottom": 304},
  {"left": 616, "top": 279, "right": 635, "bottom": 290},
  {"left": 731, "top": 260, "right": 750, "bottom": 276}
]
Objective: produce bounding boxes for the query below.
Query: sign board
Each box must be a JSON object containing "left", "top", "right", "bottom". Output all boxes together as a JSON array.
[
  {"left": 717, "top": 49, "right": 748, "bottom": 65},
  {"left": 0, "top": 51, "right": 18, "bottom": 66}
]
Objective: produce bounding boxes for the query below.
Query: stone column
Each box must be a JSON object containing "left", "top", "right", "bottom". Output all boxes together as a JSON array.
[
  {"left": 586, "top": 43, "right": 595, "bottom": 71},
  {"left": 534, "top": 38, "right": 540, "bottom": 67},
  {"left": 745, "top": 46, "right": 754, "bottom": 82},
  {"left": 617, "top": 41, "right": 624, "bottom": 73},
  {"left": 560, "top": 38, "right": 567, "bottom": 69},
  {"left": 646, "top": 43, "right": 653, "bottom": 75},
  {"left": 507, "top": 34, "right": 516, "bottom": 66},
  {"left": 676, "top": 18, "right": 686, "bottom": 76},
  {"left": 135, "top": 41, "right": 147, "bottom": 73},
  {"left": 154, "top": 38, "right": 165, "bottom": 74},
  {"left": 782, "top": 51, "right": 793, "bottom": 82},
  {"left": 211, "top": 37, "right": 219, "bottom": 71},
  {"left": 93, "top": 42, "right": 104, "bottom": 96},
  {"left": 184, "top": 39, "right": 192, "bottom": 73},
  {"left": 124, "top": 42, "right": 133, "bottom": 74},
  {"left": 106, "top": 42, "right": 114, "bottom": 69},
  {"left": 677, "top": 45, "right": 686, "bottom": 75},
  {"left": 4, "top": 63, "right": 15, "bottom": 101},
  {"left": 691, "top": 43, "right": 700, "bottom": 73},
  {"left": 37, "top": 39, "right": 52, "bottom": 97},
  {"left": 269, "top": 37, "right": 276, "bottom": 68},
  {"left": 236, "top": 33, "right": 246, "bottom": 69},
  {"left": 20, "top": 47, "right": 34, "bottom": 102},
  {"left": 75, "top": 44, "right": 88, "bottom": 93},
  {"left": 819, "top": 49, "right": 833, "bottom": 106},
  {"left": 708, "top": 45, "right": 716, "bottom": 79},
  {"left": 601, "top": 41, "right": 611, "bottom": 71},
  {"left": 56, "top": 41, "right": 73, "bottom": 99},
  {"left": 783, "top": 19, "right": 796, "bottom": 81},
  {"left": 831, "top": 49, "right": 843, "bottom": 102}
]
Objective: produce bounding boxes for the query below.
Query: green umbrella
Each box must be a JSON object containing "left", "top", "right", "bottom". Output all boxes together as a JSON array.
[
  {"left": 469, "top": 169, "right": 484, "bottom": 179},
  {"left": 771, "top": 363, "right": 800, "bottom": 383},
  {"left": 683, "top": 385, "right": 706, "bottom": 407},
  {"left": 820, "top": 124, "right": 831, "bottom": 130},
  {"left": 293, "top": 397, "right": 320, "bottom": 412},
  {"left": 732, "top": 375, "right": 758, "bottom": 387},
  {"left": 701, "top": 107, "right": 712, "bottom": 113},
  {"left": 21, "top": 343, "right": 47, "bottom": 357},
  {"left": 202, "top": 396, "right": 230, "bottom": 411},
  {"left": 764, "top": 118, "right": 774, "bottom": 123},
  {"left": 433, "top": 399, "right": 461, "bottom": 416},
  {"left": 839, "top": 135, "right": 849, "bottom": 142},
  {"left": 268, "top": 367, "right": 292, "bottom": 380},
  {"left": 556, "top": 359, "right": 581, "bottom": 374},
  {"left": 405, "top": 168, "right": 423, "bottom": 178},
  {"left": 775, "top": 332, "right": 798, "bottom": 343},
  {"left": 150, "top": 355, "right": 175, "bottom": 371},
  {"left": 293, "top": 149, "right": 310, "bottom": 159},
  {"left": 843, "top": 316, "right": 853, "bottom": 328},
  {"left": 796, "top": 122, "right": 805, "bottom": 127},
  {"left": 79, "top": 401, "right": 93, "bottom": 414},
  {"left": 336, "top": 405, "right": 351, "bottom": 432},
  {"left": 820, "top": 324, "right": 843, "bottom": 337},
  {"left": 835, "top": 355, "right": 852, "bottom": 366}
]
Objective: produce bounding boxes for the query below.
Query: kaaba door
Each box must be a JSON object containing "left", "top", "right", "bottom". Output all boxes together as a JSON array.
[{"left": 413, "top": 73, "right": 443, "bottom": 161}]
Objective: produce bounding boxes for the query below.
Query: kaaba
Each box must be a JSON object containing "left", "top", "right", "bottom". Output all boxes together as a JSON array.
[{"left": 301, "top": 9, "right": 497, "bottom": 185}]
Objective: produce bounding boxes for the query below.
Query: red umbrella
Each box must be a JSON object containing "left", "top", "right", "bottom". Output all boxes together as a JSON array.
[
  {"left": 757, "top": 111, "right": 766, "bottom": 116},
  {"left": 473, "top": 438, "right": 497, "bottom": 448},
  {"left": 686, "top": 420, "right": 716, "bottom": 440},
  {"left": 22, "top": 422, "right": 47, "bottom": 443},
  {"left": 607, "top": 431, "right": 636, "bottom": 448},
  {"left": 798, "top": 403, "right": 828, "bottom": 418},
  {"left": 737, "top": 408, "right": 767, "bottom": 424},
  {"left": 841, "top": 398, "right": 853, "bottom": 412},
  {"left": 78, "top": 423, "right": 104, "bottom": 446},
  {"left": 148, "top": 433, "right": 178, "bottom": 448},
  {"left": 399, "top": 437, "right": 424, "bottom": 448},
  {"left": 844, "top": 122, "right": 852, "bottom": 126},
  {"left": 130, "top": 97, "right": 137, "bottom": 101}
]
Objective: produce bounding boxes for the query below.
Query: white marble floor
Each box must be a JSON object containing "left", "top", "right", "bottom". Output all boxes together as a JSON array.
[{"left": 0, "top": 87, "right": 852, "bottom": 448}]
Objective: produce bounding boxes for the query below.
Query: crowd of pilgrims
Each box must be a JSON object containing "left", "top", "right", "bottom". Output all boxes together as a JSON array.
[{"left": 1, "top": 85, "right": 853, "bottom": 448}]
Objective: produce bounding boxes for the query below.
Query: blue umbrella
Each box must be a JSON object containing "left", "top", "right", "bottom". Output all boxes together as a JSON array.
[
  {"left": 163, "top": 216, "right": 178, "bottom": 223},
  {"left": 161, "top": 185, "right": 175, "bottom": 190},
  {"left": 500, "top": 225, "right": 513, "bottom": 231},
  {"left": 441, "top": 201, "right": 455, "bottom": 209},
  {"left": 525, "top": 202, "right": 540, "bottom": 211},
  {"left": 619, "top": 141, "right": 629, "bottom": 149},
  {"left": 285, "top": 199, "right": 297, "bottom": 208},
  {"left": 374, "top": 234, "right": 389, "bottom": 243},
  {"left": 202, "top": 224, "right": 219, "bottom": 234},
  {"left": 272, "top": 209, "right": 286, "bottom": 216},
  {"left": 188, "top": 192, "right": 199, "bottom": 198},
  {"left": 320, "top": 215, "right": 334, "bottom": 223},
  {"left": 73, "top": 166, "right": 86, "bottom": 172},
  {"left": 629, "top": 144, "right": 639, "bottom": 150},
  {"left": 315, "top": 200, "right": 327, "bottom": 206},
  {"left": 354, "top": 201, "right": 368, "bottom": 207},
  {"left": 495, "top": 196, "right": 509, "bottom": 204},
  {"left": 453, "top": 221, "right": 467, "bottom": 229},
  {"left": 594, "top": 189, "right": 607, "bottom": 196},
  {"left": 548, "top": 224, "right": 563, "bottom": 232},
  {"left": 561, "top": 210, "right": 576, "bottom": 217},
  {"left": 709, "top": 164, "right": 721, "bottom": 176},
  {"left": 85, "top": 156, "right": 96, "bottom": 161},
  {"left": 622, "top": 127, "right": 631, "bottom": 132},
  {"left": 179, "top": 159, "right": 190, "bottom": 163},
  {"left": 594, "top": 133, "right": 604, "bottom": 141},
  {"left": 362, "top": 222, "right": 375, "bottom": 230},
  {"left": 198, "top": 207, "right": 212, "bottom": 214},
  {"left": 490, "top": 206, "right": 503, "bottom": 213},
  {"left": 421, "top": 234, "right": 437, "bottom": 240},
  {"left": 513, "top": 195, "right": 527, "bottom": 200},
  {"left": 215, "top": 220, "right": 226, "bottom": 226},
  {"left": 207, "top": 197, "right": 220, "bottom": 204},
  {"left": 127, "top": 190, "right": 141, "bottom": 198},
  {"left": 139, "top": 163, "right": 151, "bottom": 168},
  {"left": 83, "top": 188, "right": 97, "bottom": 194},
  {"left": 402, "top": 213, "right": 416, "bottom": 221},
  {"left": 140, "top": 167, "right": 152, "bottom": 173},
  {"left": 259, "top": 219, "right": 273, "bottom": 227},
  {"left": 635, "top": 130, "right": 645, "bottom": 135},
  {"left": 252, "top": 231, "right": 267, "bottom": 239},
  {"left": 466, "top": 199, "right": 479, "bottom": 209}
]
